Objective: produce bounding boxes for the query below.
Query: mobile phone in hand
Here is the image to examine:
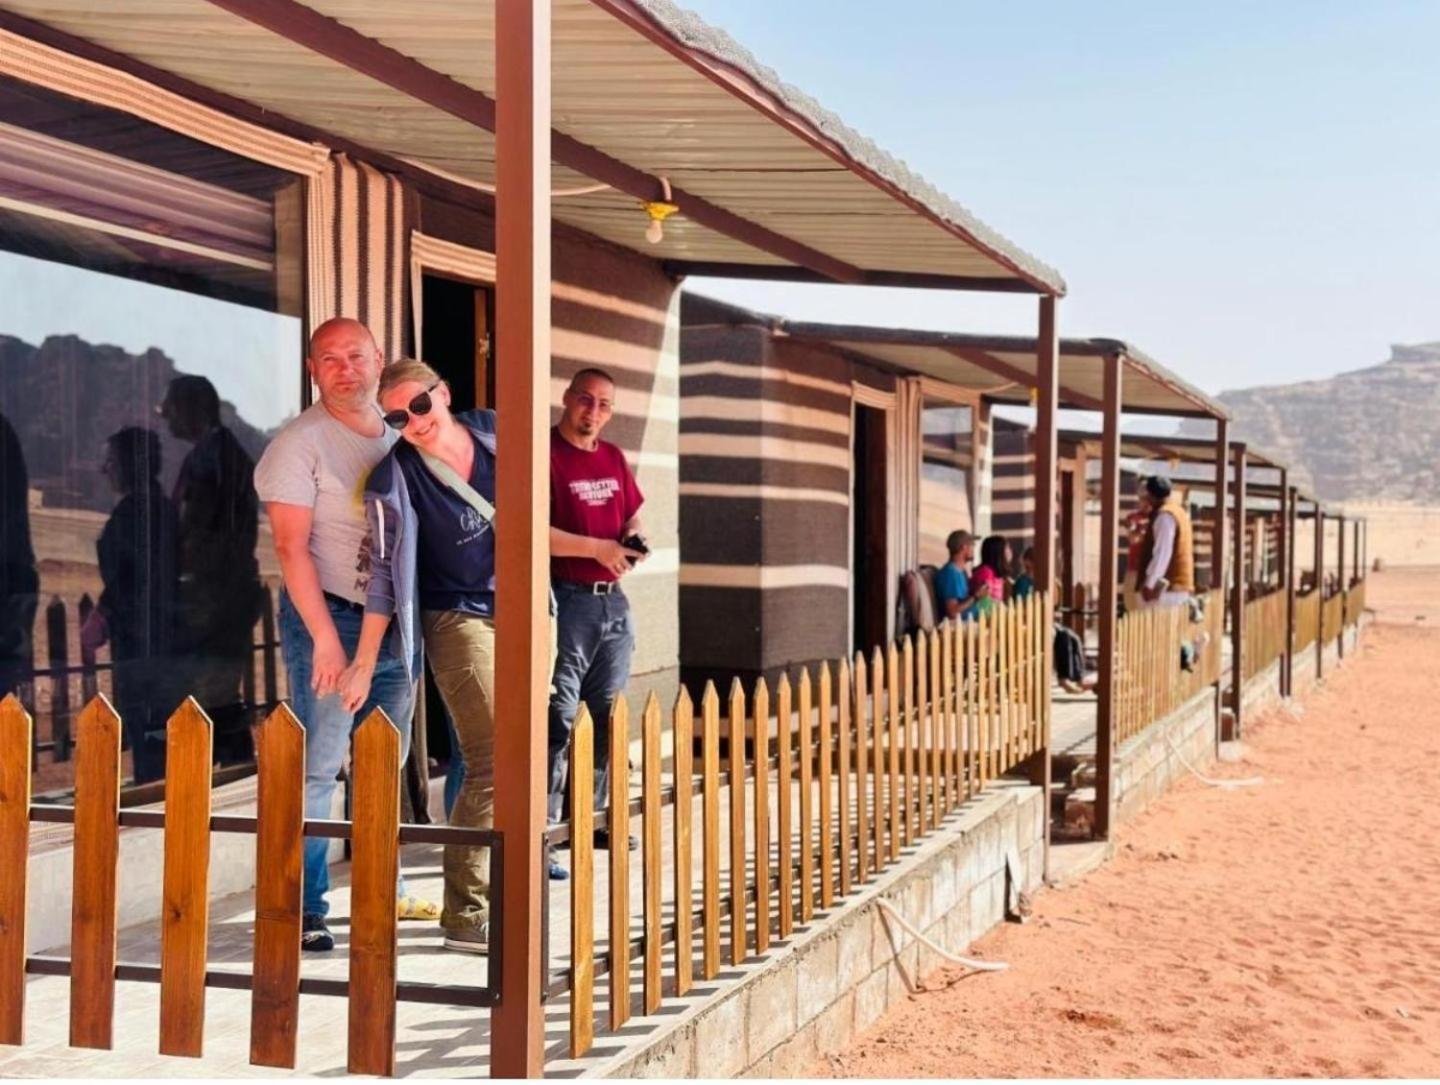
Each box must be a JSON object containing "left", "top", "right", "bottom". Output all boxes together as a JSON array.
[{"left": 621, "top": 533, "right": 649, "bottom": 566}]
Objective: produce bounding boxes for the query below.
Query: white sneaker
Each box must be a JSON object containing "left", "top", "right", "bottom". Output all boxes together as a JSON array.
[{"left": 443, "top": 924, "right": 490, "bottom": 955}]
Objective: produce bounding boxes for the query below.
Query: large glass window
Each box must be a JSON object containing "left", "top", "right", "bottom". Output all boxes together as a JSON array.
[
  {"left": 0, "top": 79, "right": 303, "bottom": 794},
  {"left": 919, "top": 400, "right": 974, "bottom": 567}
]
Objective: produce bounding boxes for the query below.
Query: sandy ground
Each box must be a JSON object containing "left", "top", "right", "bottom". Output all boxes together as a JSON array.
[{"left": 820, "top": 569, "right": 1440, "bottom": 1078}]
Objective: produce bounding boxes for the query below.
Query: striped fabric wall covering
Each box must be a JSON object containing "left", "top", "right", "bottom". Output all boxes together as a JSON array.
[
  {"left": 679, "top": 301, "right": 865, "bottom": 687},
  {"left": 989, "top": 419, "right": 1035, "bottom": 551},
  {"left": 307, "top": 154, "right": 405, "bottom": 360}
]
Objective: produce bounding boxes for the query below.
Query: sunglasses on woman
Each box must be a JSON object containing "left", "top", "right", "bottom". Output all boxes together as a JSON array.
[{"left": 382, "top": 381, "right": 442, "bottom": 430}]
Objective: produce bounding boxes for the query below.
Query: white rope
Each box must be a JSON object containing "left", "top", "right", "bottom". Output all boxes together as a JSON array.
[
  {"left": 1163, "top": 730, "right": 1263, "bottom": 789},
  {"left": 875, "top": 898, "right": 1008, "bottom": 974}
]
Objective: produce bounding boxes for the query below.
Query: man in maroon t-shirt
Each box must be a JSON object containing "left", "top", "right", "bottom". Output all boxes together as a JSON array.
[{"left": 547, "top": 368, "right": 646, "bottom": 874}]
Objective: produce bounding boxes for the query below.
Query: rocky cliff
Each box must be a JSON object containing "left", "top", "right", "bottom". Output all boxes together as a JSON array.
[
  {"left": 0, "top": 334, "right": 275, "bottom": 513},
  {"left": 1215, "top": 342, "right": 1440, "bottom": 503}
]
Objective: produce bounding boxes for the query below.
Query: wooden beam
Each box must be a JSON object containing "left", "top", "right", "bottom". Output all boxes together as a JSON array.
[
  {"left": 1230, "top": 443, "right": 1247, "bottom": 735},
  {"left": 661, "top": 261, "right": 1045, "bottom": 293},
  {"left": 1285, "top": 482, "right": 1298, "bottom": 697},
  {"left": 1094, "top": 352, "right": 1122, "bottom": 842},
  {"left": 1336, "top": 513, "right": 1347, "bottom": 660},
  {"left": 491, "top": 0, "right": 550, "bottom": 1075},
  {"left": 1212, "top": 422, "right": 1229, "bottom": 595},
  {"left": 945, "top": 344, "right": 1104, "bottom": 413},
  {"left": 1034, "top": 299, "right": 1061, "bottom": 600},
  {"left": 1279, "top": 471, "right": 1293, "bottom": 698},
  {"left": 205, "top": 0, "right": 862, "bottom": 282},
  {"left": 1314, "top": 504, "right": 1325, "bottom": 680}
]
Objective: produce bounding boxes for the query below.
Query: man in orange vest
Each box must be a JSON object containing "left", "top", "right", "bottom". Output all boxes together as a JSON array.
[{"left": 1137, "top": 475, "right": 1195, "bottom": 608}]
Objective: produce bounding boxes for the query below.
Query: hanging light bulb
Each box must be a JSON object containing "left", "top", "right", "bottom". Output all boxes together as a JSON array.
[{"left": 642, "top": 176, "right": 679, "bottom": 245}]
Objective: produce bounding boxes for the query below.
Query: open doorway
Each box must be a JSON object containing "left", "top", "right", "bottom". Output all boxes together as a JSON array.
[
  {"left": 852, "top": 404, "right": 890, "bottom": 656},
  {"left": 419, "top": 272, "right": 493, "bottom": 409}
]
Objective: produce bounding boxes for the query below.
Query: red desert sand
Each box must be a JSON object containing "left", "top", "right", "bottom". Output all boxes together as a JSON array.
[{"left": 819, "top": 568, "right": 1440, "bottom": 1078}]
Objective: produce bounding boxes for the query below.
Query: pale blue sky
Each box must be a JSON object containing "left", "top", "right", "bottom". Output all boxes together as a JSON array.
[{"left": 676, "top": 0, "right": 1439, "bottom": 394}]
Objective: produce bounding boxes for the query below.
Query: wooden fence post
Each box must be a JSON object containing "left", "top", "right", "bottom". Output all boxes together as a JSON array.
[
  {"left": 671, "top": 689, "right": 694, "bottom": 998},
  {"left": 609, "top": 696, "right": 631, "bottom": 1028},
  {"left": 0, "top": 695, "right": 32, "bottom": 1046},
  {"left": 250, "top": 704, "right": 304, "bottom": 1069},
  {"left": 569, "top": 706, "right": 595, "bottom": 1057},
  {"left": 70, "top": 695, "right": 120, "bottom": 1050},
  {"left": 159, "top": 698, "right": 214, "bottom": 1058},
  {"left": 347, "top": 709, "right": 401, "bottom": 1076}
]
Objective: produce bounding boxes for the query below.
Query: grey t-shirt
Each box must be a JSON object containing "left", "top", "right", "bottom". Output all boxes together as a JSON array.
[{"left": 254, "top": 402, "right": 396, "bottom": 605}]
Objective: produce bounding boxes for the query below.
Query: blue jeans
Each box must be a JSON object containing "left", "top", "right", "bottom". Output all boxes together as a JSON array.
[
  {"left": 278, "top": 591, "right": 415, "bottom": 917},
  {"left": 546, "top": 583, "right": 635, "bottom": 822}
]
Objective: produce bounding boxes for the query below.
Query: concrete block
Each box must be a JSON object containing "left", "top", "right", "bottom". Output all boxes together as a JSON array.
[
  {"left": 796, "top": 934, "right": 840, "bottom": 1027},
  {"left": 745, "top": 959, "right": 798, "bottom": 1064},
  {"left": 853, "top": 966, "right": 889, "bottom": 1033},
  {"left": 836, "top": 914, "right": 873, "bottom": 991},
  {"left": 693, "top": 990, "right": 748, "bottom": 1078},
  {"left": 629, "top": 1028, "right": 697, "bottom": 1078},
  {"left": 814, "top": 989, "right": 856, "bottom": 1057},
  {"left": 931, "top": 853, "right": 959, "bottom": 915},
  {"left": 760, "top": 1024, "right": 819, "bottom": 1078}
]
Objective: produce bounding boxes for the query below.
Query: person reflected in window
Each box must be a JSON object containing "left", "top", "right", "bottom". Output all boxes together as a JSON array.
[
  {"left": 0, "top": 411, "right": 38, "bottom": 701},
  {"left": 160, "top": 375, "right": 261, "bottom": 764},
  {"left": 80, "top": 427, "right": 179, "bottom": 784}
]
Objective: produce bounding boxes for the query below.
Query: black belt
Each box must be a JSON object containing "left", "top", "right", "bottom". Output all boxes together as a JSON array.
[
  {"left": 323, "top": 591, "right": 365, "bottom": 612},
  {"left": 555, "top": 579, "right": 620, "bottom": 596}
]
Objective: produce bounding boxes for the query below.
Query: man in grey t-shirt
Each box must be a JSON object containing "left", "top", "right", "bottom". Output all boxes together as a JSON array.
[{"left": 254, "top": 317, "right": 437, "bottom": 950}]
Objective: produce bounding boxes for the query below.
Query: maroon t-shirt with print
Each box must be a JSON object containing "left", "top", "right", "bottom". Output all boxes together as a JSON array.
[{"left": 549, "top": 427, "right": 645, "bottom": 583}]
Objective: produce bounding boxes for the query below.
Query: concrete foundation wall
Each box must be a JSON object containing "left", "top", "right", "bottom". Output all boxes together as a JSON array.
[
  {"left": 600, "top": 782, "right": 1045, "bottom": 1078},
  {"left": 1113, "top": 618, "right": 1367, "bottom": 829}
]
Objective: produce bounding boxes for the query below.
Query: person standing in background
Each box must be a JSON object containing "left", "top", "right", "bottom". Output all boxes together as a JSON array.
[{"left": 547, "top": 368, "right": 646, "bottom": 880}]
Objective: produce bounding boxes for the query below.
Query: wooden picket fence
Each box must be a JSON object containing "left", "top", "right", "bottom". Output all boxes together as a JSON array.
[
  {"left": 1241, "top": 588, "right": 1289, "bottom": 683},
  {"left": 1344, "top": 579, "right": 1366, "bottom": 629},
  {"left": 0, "top": 693, "right": 498, "bottom": 1076},
  {"left": 14, "top": 589, "right": 282, "bottom": 776},
  {"left": 1114, "top": 589, "right": 1224, "bottom": 745},
  {"left": 556, "top": 594, "right": 1051, "bottom": 1059},
  {"left": 1321, "top": 591, "right": 1345, "bottom": 646},
  {"left": 1294, "top": 589, "right": 1320, "bottom": 652}
]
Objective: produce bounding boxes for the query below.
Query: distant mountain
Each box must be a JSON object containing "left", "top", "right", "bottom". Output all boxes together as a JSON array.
[
  {"left": 1213, "top": 342, "right": 1440, "bottom": 503},
  {"left": 0, "top": 334, "right": 275, "bottom": 513}
]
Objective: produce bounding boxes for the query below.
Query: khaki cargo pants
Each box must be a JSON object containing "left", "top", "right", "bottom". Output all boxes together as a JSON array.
[{"left": 422, "top": 609, "right": 496, "bottom": 932}]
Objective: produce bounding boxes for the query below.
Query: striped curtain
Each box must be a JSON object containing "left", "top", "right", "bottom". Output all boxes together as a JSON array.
[{"left": 306, "top": 154, "right": 406, "bottom": 360}]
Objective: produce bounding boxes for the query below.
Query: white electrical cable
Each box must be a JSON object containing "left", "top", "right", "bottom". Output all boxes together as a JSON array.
[
  {"left": 875, "top": 898, "right": 1008, "bottom": 974},
  {"left": 1163, "top": 730, "right": 1263, "bottom": 789}
]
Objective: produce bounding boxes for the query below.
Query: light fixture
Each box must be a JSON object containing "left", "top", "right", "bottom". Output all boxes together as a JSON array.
[{"left": 642, "top": 176, "right": 679, "bottom": 244}]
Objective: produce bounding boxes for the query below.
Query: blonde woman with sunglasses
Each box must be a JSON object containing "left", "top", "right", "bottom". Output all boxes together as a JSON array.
[{"left": 338, "top": 358, "right": 500, "bottom": 954}]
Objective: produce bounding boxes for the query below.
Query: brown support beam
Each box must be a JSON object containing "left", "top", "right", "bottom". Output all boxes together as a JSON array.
[
  {"left": 1212, "top": 420, "right": 1229, "bottom": 594},
  {"left": 1094, "top": 352, "right": 1123, "bottom": 842},
  {"left": 1353, "top": 518, "right": 1361, "bottom": 585},
  {"left": 491, "top": 0, "right": 550, "bottom": 1075},
  {"left": 1034, "top": 298, "right": 1060, "bottom": 594},
  {"left": 1230, "top": 443, "right": 1247, "bottom": 736},
  {"left": 1029, "top": 298, "right": 1058, "bottom": 871},
  {"left": 1336, "top": 513, "right": 1347, "bottom": 660},
  {"left": 206, "top": 0, "right": 863, "bottom": 283},
  {"left": 1314, "top": 505, "right": 1325, "bottom": 680},
  {"left": 1284, "top": 481, "right": 1297, "bottom": 698}
]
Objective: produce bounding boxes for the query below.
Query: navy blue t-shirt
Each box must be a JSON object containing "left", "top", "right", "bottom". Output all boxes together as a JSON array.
[{"left": 396, "top": 430, "right": 496, "bottom": 615}]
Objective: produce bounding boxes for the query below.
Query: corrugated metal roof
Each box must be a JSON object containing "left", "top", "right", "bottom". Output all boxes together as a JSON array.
[
  {"left": 686, "top": 294, "right": 1227, "bottom": 419},
  {"left": 0, "top": 0, "right": 1067, "bottom": 292}
]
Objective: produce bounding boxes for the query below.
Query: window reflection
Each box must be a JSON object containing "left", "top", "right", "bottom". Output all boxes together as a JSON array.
[
  {"left": 920, "top": 402, "right": 974, "bottom": 567},
  {"left": 0, "top": 86, "right": 301, "bottom": 793}
]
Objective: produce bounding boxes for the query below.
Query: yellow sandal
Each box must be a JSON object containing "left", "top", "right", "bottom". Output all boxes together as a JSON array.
[{"left": 396, "top": 894, "right": 441, "bottom": 921}]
